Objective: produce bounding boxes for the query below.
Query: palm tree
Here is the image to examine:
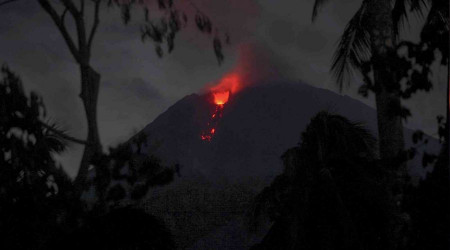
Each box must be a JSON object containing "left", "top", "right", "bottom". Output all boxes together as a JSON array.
[
  {"left": 249, "top": 111, "right": 391, "bottom": 250},
  {"left": 311, "top": 0, "right": 437, "bottom": 155},
  {"left": 310, "top": 1, "right": 448, "bottom": 238}
]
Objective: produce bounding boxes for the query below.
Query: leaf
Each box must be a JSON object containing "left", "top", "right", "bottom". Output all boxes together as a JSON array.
[
  {"left": 311, "top": 0, "right": 332, "bottom": 22},
  {"left": 331, "top": 0, "right": 371, "bottom": 90},
  {"left": 169, "top": 10, "right": 180, "bottom": 32},
  {"left": 157, "top": 0, "right": 166, "bottom": 9},
  {"left": 225, "top": 32, "right": 230, "bottom": 45},
  {"left": 412, "top": 130, "right": 424, "bottom": 144},
  {"left": 392, "top": 0, "right": 427, "bottom": 37},
  {"left": 155, "top": 45, "right": 163, "bottom": 58},
  {"left": 195, "top": 13, "right": 212, "bottom": 34},
  {"left": 399, "top": 106, "right": 412, "bottom": 120},
  {"left": 121, "top": 4, "right": 131, "bottom": 25},
  {"left": 107, "top": 184, "right": 126, "bottom": 202},
  {"left": 358, "top": 83, "right": 370, "bottom": 97},
  {"left": 422, "top": 152, "right": 437, "bottom": 167},
  {"left": 392, "top": 0, "right": 408, "bottom": 36},
  {"left": 144, "top": 8, "right": 149, "bottom": 22},
  {"left": 213, "top": 38, "right": 224, "bottom": 65},
  {"left": 406, "top": 147, "right": 417, "bottom": 160},
  {"left": 167, "top": 32, "right": 175, "bottom": 53}
]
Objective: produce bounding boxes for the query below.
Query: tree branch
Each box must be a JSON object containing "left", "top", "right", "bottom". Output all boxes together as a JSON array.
[
  {"left": 61, "top": 0, "right": 90, "bottom": 63},
  {"left": 38, "top": 0, "right": 81, "bottom": 63},
  {"left": 0, "top": 0, "right": 20, "bottom": 7},
  {"left": 61, "top": 7, "right": 69, "bottom": 24},
  {"left": 87, "top": 0, "right": 100, "bottom": 50},
  {"left": 80, "top": 0, "right": 85, "bottom": 15},
  {"left": 40, "top": 122, "right": 89, "bottom": 145},
  {"left": 60, "top": 0, "right": 80, "bottom": 17}
]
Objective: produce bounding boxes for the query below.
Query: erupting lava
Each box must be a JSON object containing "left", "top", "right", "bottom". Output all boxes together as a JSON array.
[
  {"left": 213, "top": 91, "right": 230, "bottom": 105},
  {"left": 200, "top": 73, "right": 241, "bottom": 142},
  {"left": 200, "top": 104, "right": 224, "bottom": 141}
]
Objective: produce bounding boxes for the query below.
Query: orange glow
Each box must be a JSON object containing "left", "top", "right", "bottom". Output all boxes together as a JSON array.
[
  {"left": 213, "top": 91, "right": 230, "bottom": 105},
  {"left": 200, "top": 103, "right": 224, "bottom": 142},
  {"left": 201, "top": 73, "right": 242, "bottom": 142},
  {"left": 211, "top": 73, "right": 241, "bottom": 95}
]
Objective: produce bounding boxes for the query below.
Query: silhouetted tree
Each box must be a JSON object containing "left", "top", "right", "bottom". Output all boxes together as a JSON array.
[
  {"left": 0, "top": 66, "right": 81, "bottom": 249},
  {"left": 1, "top": 0, "right": 231, "bottom": 194},
  {"left": 90, "top": 132, "right": 179, "bottom": 211},
  {"left": 0, "top": 66, "right": 176, "bottom": 249},
  {"left": 249, "top": 112, "right": 391, "bottom": 250},
  {"left": 404, "top": 115, "right": 449, "bottom": 250},
  {"left": 406, "top": 142, "right": 449, "bottom": 250},
  {"left": 391, "top": 0, "right": 448, "bottom": 170},
  {"left": 312, "top": 1, "right": 448, "bottom": 247}
]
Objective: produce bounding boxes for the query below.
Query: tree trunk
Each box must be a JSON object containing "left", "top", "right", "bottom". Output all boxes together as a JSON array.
[
  {"left": 374, "top": 83, "right": 406, "bottom": 191},
  {"left": 368, "top": 0, "right": 405, "bottom": 161},
  {"left": 74, "top": 65, "right": 102, "bottom": 193},
  {"left": 367, "top": 1, "right": 407, "bottom": 249}
]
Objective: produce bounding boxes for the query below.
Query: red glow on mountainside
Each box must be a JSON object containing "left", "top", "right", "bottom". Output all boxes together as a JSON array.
[
  {"left": 200, "top": 73, "right": 242, "bottom": 142},
  {"left": 199, "top": 43, "right": 285, "bottom": 142},
  {"left": 201, "top": 104, "right": 224, "bottom": 142}
]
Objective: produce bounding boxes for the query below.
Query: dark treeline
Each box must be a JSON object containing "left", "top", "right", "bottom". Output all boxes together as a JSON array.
[{"left": 0, "top": 66, "right": 176, "bottom": 249}]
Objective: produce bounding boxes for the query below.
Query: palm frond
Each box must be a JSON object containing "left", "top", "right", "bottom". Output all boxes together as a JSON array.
[
  {"left": 424, "top": 0, "right": 449, "bottom": 29},
  {"left": 311, "top": 0, "right": 333, "bottom": 22},
  {"left": 420, "top": 0, "right": 449, "bottom": 64},
  {"left": 303, "top": 111, "right": 377, "bottom": 159},
  {"left": 331, "top": 1, "right": 371, "bottom": 91},
  {"left": 42, "top": 120, "right": 70, "bottom": 153},
  {"left": 392, "top": 0, "right": 408, "bottom": 35},
  {"left": 392, "top": 0, "right": 427, "bottom": 36},
  {"left": 249, "top": 111, "right": 378, "bottom": 233}
]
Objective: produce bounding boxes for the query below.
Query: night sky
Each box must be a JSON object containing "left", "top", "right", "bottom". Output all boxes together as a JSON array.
[{"left": 1, "top": 0, "right": 446, "bottom": 177}]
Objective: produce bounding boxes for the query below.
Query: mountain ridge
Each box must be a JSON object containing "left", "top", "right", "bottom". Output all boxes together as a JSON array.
[{"left": 137, "top": 81, "right": 438, "bottom": 183}]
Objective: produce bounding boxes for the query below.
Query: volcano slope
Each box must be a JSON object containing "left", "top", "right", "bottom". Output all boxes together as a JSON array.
[{"left": 132, "top": 81, "right": 439, "bottom": 249}]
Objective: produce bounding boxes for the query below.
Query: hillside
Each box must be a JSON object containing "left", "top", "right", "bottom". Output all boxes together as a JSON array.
[{"left": 134, "top": 81, "right": 439, "bottom": 249}]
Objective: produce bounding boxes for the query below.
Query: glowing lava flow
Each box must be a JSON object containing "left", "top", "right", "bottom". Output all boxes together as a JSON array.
[
  {"left": 200, "top": 73, "right": 240, "bottom": 142},
  {"left": 200, "top": 92, "right": 229, "bottom": 141}
]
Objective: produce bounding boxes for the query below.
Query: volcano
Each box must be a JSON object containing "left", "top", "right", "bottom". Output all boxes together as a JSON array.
[
  {"left": 132, "top": 81, "right": 439, "bottom": 249},
  {"left": 136, "top": 81, "right": 437, "bottom": 182}
]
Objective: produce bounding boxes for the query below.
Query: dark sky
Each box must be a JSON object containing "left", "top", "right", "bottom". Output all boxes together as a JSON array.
[{"left": 1, "top": 0, "right": 446, "bottom": 177}]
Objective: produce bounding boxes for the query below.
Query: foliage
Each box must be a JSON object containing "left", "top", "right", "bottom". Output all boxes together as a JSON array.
[
  {"left": 107, "top": 0, "right": 229, "bottom": 64},
  {"left": 249, "top": 112, "right": 391, "bottom": 249},
  {"left": 0, "top": 66, "right": 78, "bottom": 249},
  {"left": 0, "top": 66, "right": 176, "bottom": 249},
  {"left": 404, "top": 135, "right": 449, "bottom": 250},
  {"left": 404, "top": 118, "right": 449, "bottom": 250},
  {"left": 360, "top": 0, "right": 448, "bottom": 117},
  {"left": 34, "top": 0, "right": 230, "bottom": 195},
  {"left": 90, "top": 131, "right": 180, "bottom": 210},
  {"left": 313, "top": 0, "right": 448, "bottom": 119}
]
